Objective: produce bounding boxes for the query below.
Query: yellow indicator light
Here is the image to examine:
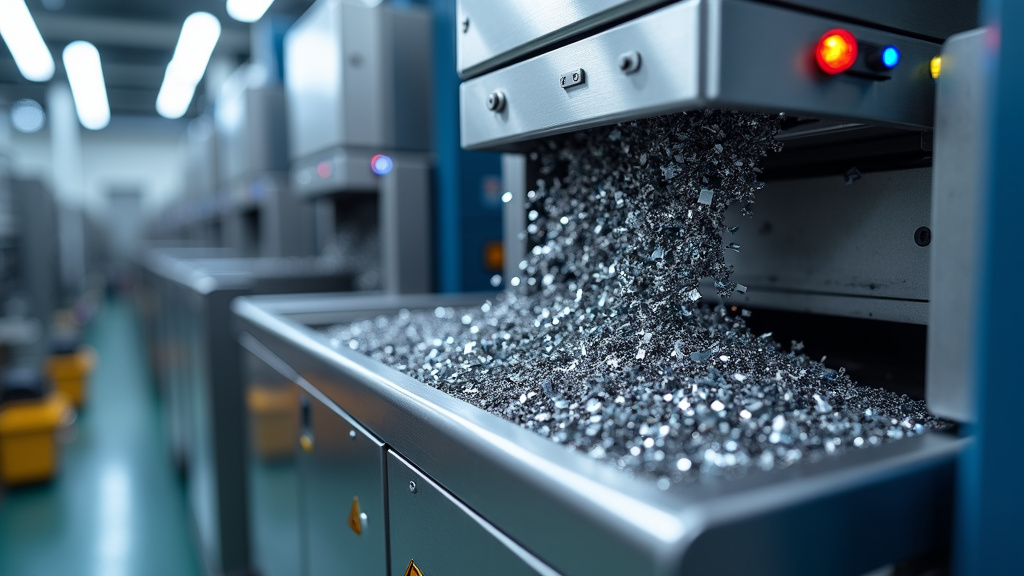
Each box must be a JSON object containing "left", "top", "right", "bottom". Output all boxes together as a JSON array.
[
  {"left": 930, "top": 56, "right": 942, "bottom": 79},
  {"left": 299, "top": 433, "right": 314, "bottom": 453}
]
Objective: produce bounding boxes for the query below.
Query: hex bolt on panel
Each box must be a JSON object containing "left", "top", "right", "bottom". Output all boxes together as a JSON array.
[
  {"left": 618, "top": 50, "right": 642, "bottom": 74},
  {"left": 486, "top": 91, "right": 506, "bottom": 112}
]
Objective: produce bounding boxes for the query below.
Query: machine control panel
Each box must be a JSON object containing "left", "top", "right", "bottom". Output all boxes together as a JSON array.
[{"left": 461, "top": 0, "right": 943, "bottom": 150}]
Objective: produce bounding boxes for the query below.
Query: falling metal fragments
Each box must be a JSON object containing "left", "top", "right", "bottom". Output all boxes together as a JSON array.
[{"left": 326, "top": 110, "right": 948, "bottom": 485}]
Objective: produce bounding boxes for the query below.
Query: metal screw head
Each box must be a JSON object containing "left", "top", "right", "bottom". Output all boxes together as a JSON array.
[
  {"left": 618, "top": 50, "right": 642, "bottom": 74},
  {"left": 914, "top": 226, "right": 931, "bottom": 247},
  {"left": 486, "top": 91, "right": 506, "bottom": 112},
  {"left": 349, "top": 430, "right": 357, "bottom": 439},
  {"left": 408, "top": 481, "right": 418, "bottom": 494}
]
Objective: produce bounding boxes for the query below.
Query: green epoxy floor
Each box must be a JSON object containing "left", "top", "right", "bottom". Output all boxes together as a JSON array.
[{"left": 0, "top": 299, "right": 202, "bottom": 576}]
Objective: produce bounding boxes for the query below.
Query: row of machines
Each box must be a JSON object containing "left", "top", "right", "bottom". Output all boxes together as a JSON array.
[
  {"left": 136, "top": 2, "right": 445, "bottom": 575},
  {"left": 225, "top": 1, "right": 996, "bottom": 576},
  {"left": 137, "top": 249, "right": 354, "bottom": 576},
  {"left": 150, "top": 5, "right": 436, "bottom": 295},
  {"left": 0, "top": 151, "right": 105, "bottom": 487}
]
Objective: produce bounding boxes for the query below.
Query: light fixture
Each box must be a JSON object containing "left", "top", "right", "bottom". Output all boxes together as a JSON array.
[
  {"left": 156, "top": 12, "right": 221, "bottom": 119},
  {"left": 63, "top": 41, "right": 110, "bottom": 130},
  {"left": 0, "top": 0, "right": 55, "bottom": 82},
  {"left": 226, "top": 0, "right": 275, "bottom": 23},
  {"left": 10, "top": 99, "right": 46, "bottom": 133}
]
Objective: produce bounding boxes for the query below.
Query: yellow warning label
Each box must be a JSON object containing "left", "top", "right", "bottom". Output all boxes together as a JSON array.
[
  {"left": 348, "top": 497, "right": 362, "bottom": 536},
  {"left": 404, "top": 559, "right": 423, "bottom": 576}
]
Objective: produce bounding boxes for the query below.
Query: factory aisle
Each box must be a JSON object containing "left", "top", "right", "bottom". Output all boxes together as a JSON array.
[{"left": 0, "top": 298, "right": 202, "bottom": 576}]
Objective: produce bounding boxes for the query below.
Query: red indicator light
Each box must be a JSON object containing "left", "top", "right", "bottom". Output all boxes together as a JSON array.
[
  {"left": 816, "top": 29, "right": 858, "bottom": 75},
  {"left": 316, "top": 161, "right": 331, "bottom": 179}
]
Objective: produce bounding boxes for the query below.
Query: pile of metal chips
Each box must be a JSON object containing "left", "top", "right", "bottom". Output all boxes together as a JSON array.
[{"left": 327, "top": 110, "right": 947, "bottom": 484}]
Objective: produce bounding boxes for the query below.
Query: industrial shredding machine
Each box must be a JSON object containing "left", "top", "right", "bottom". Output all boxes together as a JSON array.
[
  {"left": 142, "top": 252, "right": 354, "bottom": 576},
  {"left": 284, "top": 0, "right": 433, "bottom": 294},
  {"left": 233, "top": 1, "right": 986, "bottom": 574},
  {"left": 215, "top": 65, "right": 313, "bottom": 258}
]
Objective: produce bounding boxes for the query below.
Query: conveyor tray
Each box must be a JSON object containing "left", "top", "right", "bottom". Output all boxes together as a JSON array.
[{"left": 234, "top": 292, "right": 963, "bottom": 576}]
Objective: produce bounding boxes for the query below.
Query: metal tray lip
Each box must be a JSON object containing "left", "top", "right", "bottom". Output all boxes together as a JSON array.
[
  {"left": 233, "top": 294, "right": 965, "bottom": 554},
  {"left": 145, "top": 255, "right": 356, "bottom": 295}
]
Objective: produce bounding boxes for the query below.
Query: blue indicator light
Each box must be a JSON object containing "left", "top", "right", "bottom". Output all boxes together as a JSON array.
[
  {"left": 881, "top": 46, "right": 900, "bottom": 69},
  {"left": 370, "top": 154, "right": 393, "bottom": 176}
]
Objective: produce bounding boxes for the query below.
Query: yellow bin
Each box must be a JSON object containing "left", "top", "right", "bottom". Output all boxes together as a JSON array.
[
  {"left": 46, "top": 347, "right": 96, "bottom": 408},
  {"left": 0, "top": 393, "right": 74, "bottom": 486},
  {"left": 247, "top": 385, "right": 299, "bottom": 460}
]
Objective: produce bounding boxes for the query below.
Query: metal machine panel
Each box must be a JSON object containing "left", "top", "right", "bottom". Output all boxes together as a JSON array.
[
  {"left": 926, "top": 29, "right": 987, "bottom": 423},
  {"left": 186, "top": 116, "right": 219, "bottom": 198},
  {"left": 456, "top": 0, "right": 668, "bottom": 79},
  {"left": 290, "top": 148, "right": 388, "bottom": 198},
  {"left": 241, "top": 343, "right": 304, "bottom": 576},
  {"left": 147, "top": 255, "right": 355, "bottom": 576},
  {"left": 285, "top": 0, "right": 432, "bottom": 194},
  {"left": 10, "top": 178, "right": 60, "bottom": 364},
  {"left": 299, "top": 382, "right": 387, "bottom": 576},
  {"left": 456, "top": 0, "right": 976, "bottom": 79},
  {"left": 719, "top": 168, "right": 932, "bottom": 324},
  {"left": 234, "top": 293, "right": 963, "bottom": 575},
  {"left": 286, "top": 0, "right": 386, "bottom": 158},
  {"left": 387, "top": 450, "right": 558, "bottom": 576},
  {"left": 460, "top": 0, "right": 942, "bottom": 150}
]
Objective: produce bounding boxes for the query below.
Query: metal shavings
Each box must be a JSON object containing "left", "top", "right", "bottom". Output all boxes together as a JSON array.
[
  {"left": 698, "top": 188, "right": 715, "bottom": 205},
  {"left": 326, "top": 111, "right": 948, "bottom": 485}
]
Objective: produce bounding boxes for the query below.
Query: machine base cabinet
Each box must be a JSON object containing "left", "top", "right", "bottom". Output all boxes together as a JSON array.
[
  {"left": 387, "top": 450, "right": 558, "bottom": 576},
  {"left": 299, "top": 387, "right": 388, "bottom": 576}
]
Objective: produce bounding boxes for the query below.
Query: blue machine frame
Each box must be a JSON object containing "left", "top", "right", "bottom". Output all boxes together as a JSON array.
[{"left": 959, "top": 1, "right": 1024, "bottom": 574}]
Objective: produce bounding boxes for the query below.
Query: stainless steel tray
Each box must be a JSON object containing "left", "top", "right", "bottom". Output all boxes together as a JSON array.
[{"left": 234, "top": 292, "right": 964, "bottom": 576}]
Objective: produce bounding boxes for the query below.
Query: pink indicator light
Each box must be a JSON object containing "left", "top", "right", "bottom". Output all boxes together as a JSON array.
[{"left": 316, "top": 162, "right": 332, "bottom": 179}]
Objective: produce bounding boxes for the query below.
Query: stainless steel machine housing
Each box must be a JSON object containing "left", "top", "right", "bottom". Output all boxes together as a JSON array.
[
  {"left": 284, "top": 0, "right": 434, "bottom": 294},
  {"left": 144, "top": 253, "right": 353, "bottom": 576},
  {"left": 215, "top": 65, "right": 313, "bottom": 258},
  {"left": 232, "top": 1, "right": 983, "bottom": 574}
]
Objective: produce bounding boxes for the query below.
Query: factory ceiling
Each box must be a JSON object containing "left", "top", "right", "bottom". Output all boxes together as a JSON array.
[{"left": 0, "top": 0, "right": 315, "bottom": 120}]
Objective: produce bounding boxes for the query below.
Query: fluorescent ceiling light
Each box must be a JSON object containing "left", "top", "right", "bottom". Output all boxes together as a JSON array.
[
  {"left": 226, "top": 0, "right": 275, "bottom": 23},
  {"left": 62, "top": 41, "right": 110, "bottom": 130},
  {"left": 156, "top": 80, "right": 195, "bottom": 120},
  {"left": 0, "top": 0, "right": 55, "bottom": 82},
  {"left": 156, "top": 12, "right": 221, "bottom": 119}
]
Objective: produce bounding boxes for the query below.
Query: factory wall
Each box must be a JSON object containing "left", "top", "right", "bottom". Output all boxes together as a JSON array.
[{"left": 4, "top": 115, "right": 187, "bottom": 217}]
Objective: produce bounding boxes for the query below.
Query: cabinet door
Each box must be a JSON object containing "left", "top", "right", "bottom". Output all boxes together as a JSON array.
[
  {"left": 386, "top": 450, "right": 559, "bottom": 576},
  {"left": 243, "top": 347, "right": 304, "bottom": 576},
  {"left": 300, "top": 390, "right": 387, "bottom": 576}
]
